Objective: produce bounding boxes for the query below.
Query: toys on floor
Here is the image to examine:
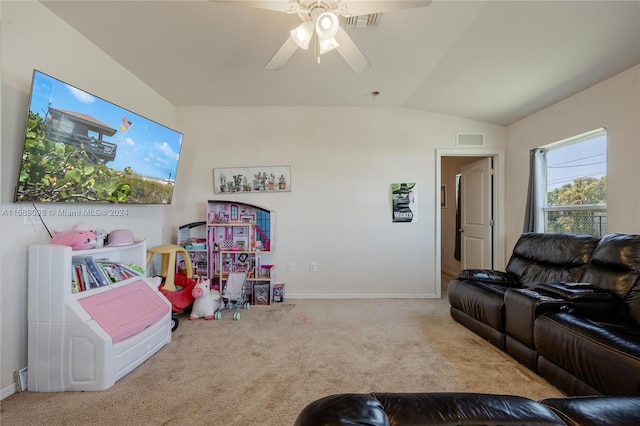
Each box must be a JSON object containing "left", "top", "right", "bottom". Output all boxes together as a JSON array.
[
  {"left": 189, "top": 278, "right": 222, "bottom": 320},
  {"left": 218, "top": 272, "right": 250, "bottom": 320},
  {"left": 153, "top": 273, "right": 198, "bottom": 332}
]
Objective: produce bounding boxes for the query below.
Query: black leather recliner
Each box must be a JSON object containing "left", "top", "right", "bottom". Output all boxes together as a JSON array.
[
  {"left": 448, "top": 233, "right": 598, "bottom": 350},
  {"left": 534, "top": 233, "right": 640, "bottom": 396},
  {"left": 448, "top": 233, "right": 640, "bottom": 396}
]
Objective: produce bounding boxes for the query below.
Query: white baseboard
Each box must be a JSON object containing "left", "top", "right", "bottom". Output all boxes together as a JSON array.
[
  {"left": 1, "top": 383, "right": 18, "bottom": 401},
  {"left": 285, "top": 293, "right": 440, "bottom": 299},
  {"left": 441, "top": 267, "right": 459, "bottom": 277}
]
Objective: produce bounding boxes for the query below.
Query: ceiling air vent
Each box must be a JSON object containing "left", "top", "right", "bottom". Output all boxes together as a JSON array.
[
  {"left": 456, "top": 133, "right": 485, "bottom": 147},
  {"left": 344, "top": 13, "right": 381, "bottom": 28}
]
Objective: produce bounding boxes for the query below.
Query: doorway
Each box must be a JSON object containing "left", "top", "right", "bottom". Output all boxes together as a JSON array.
[
  {"left": 460, "top": 157, "right": 494, "bottom": 270},
  {"left": 435, "top": 149, "right": 505, "bottom": 298}
]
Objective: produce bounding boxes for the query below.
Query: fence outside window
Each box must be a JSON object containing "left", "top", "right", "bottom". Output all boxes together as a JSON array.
[{"left": 543, "top": 204, "right": 607, "bottom": 237}]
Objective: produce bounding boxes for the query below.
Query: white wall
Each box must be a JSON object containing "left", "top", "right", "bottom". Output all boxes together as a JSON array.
[
  {"left": 170, "top": 107, "right": 507, "bottom": 298},
  {"left": 505, "top": 65, "right": 640, "bottom": 252},
  {"left": 1, "top": 1, "right": 178, "bottom": 397}
]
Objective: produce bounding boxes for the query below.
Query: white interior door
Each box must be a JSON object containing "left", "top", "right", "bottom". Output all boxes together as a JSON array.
[{"left": 461, "top": 157, "right": 493, "bottom": 269}]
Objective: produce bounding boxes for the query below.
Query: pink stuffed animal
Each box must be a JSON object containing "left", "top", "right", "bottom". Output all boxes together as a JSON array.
[
  {"left": 50, "top": 222, "right": 97, "bottom": 250},
  {"left": 190, "top": 278, "right": 222, "bottom": 320}
]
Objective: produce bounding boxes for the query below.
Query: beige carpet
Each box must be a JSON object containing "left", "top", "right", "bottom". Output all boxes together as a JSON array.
[{"left": 1, "top": 295, "right": 564, "bottom": 425}]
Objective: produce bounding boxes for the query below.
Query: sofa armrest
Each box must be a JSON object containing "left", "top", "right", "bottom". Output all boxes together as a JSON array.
[
  {"left": 540, "top": 396, "right": 640, "bottom": 426},
  {"left": 534, "top": 282, "right": 614, "bottom": 302},
  {"left": 534, "top": 282, "right": 619, "bottom": 316},
  {"left": 505, "top": 288, "right": 568, "bottom": 350},
  {"left": 457, "top": 269, "right": 519, "bottom": 286}
]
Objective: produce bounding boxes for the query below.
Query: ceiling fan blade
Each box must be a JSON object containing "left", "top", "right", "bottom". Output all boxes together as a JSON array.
[
  {"left": 265, "top": 36, "right": 299, "bottom": 70},
  {"left": 209, "top": 1, "right": 301, "bottom": 14},
  {"left": 339, "top": 0, "right": 431, "bottom": 16},
  {"left": 334, "top": 26, "right": 370, "bottom": 73}
]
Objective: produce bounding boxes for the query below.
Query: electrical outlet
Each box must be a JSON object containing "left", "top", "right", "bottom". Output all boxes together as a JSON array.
[
  {"left": 310, "top": 262, "right": 317, "bottom": 272},
  {"left": 288, "top": 262, "right": 295, "bottom": 272},
  {"left": 24, "top": 215, "right": 39, "bottom": 225}
]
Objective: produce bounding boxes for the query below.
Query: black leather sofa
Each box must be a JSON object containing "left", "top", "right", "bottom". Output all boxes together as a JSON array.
[
  {"left": 294, "top": 392, "right": 640, "bottom": 425},
  {"left": 448, "top": 232, "right": 640, "bottom": 396}
]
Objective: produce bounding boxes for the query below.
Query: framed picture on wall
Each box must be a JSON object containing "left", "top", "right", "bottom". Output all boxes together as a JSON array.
[
  {"left": 441, "top": 185, "right": 447, "bottom": 208},
  {"left": 391, "top": 182, "right": 418, "bottom": 223},
  {"left": 214, "top": 165, "right": 291, "bottom": 193}
]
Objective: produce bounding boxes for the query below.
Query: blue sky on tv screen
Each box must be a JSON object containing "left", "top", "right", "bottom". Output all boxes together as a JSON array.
[{"left": 28, "top": 70, "right": 183, "bottom": 181}]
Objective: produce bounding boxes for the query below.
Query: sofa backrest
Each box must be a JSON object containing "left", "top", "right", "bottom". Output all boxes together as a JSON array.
[
  {"left": 506, "top": 233, "right": 599, "bottom": 289},
  {"left": 582, "top": 233, "right": 640, "bottom": 323}
]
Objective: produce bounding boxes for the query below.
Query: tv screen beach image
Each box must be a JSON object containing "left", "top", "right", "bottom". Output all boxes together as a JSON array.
[{"left": 15, "top": 70, "right": 183, "bottom": 204}]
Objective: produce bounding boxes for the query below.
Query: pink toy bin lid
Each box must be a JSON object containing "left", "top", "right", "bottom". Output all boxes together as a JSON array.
[{"left": 107, "top": 229, "right": 135, "bottom": 246}]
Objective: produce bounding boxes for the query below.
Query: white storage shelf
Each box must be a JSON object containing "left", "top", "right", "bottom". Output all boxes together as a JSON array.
[{"left": 28, "top": 241, "right": 172, "bottom": 392}]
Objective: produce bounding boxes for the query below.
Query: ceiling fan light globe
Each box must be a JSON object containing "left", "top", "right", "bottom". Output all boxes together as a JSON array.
[
  {"left": 315, "top": 12, "right": 339, "bottom": 39},
  {"left": 319, "top": 37, "right": 339, "bottom": 55},
  {"left": 290, "top": 21, "right": 314, "bottom": 50},
  {"left": 319, "top": 15, "right": 332, "bottom": 30}
]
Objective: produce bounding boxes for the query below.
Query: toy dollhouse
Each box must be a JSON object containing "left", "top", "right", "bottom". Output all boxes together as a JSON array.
[{"left": 206, "top": 201, "right": 275, "bottom": 305}]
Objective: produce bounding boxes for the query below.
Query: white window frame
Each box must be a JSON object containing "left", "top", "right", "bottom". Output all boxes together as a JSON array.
[{"left": 536, "top": 128, "right": 607, "bottom": 236}]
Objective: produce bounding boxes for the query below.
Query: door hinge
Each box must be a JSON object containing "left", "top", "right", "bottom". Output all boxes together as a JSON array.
[
  {"left": 489, "top": 219, "right": 495, "bottom": 226},
  {"left": 489, "top": 168, "right": 496, "bottom": 176}
]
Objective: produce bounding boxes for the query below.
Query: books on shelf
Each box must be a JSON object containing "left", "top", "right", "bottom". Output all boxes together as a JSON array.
[{"left": 71, "top": 256, "right": 142, "bottom": 293}]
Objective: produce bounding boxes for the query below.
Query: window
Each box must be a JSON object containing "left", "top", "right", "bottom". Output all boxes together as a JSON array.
[{"left": 525, "top": 128, "right": 607, "bottom": 237}]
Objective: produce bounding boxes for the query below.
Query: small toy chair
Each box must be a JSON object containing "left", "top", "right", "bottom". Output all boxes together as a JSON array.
[{"left": 146, "top": 244, "right": 193, "bottom": 291}]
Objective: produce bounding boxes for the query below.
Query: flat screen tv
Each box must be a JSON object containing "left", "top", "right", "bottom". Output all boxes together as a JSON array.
[{"left": 15, "top": 70, "right": 184, "bottom": 204}]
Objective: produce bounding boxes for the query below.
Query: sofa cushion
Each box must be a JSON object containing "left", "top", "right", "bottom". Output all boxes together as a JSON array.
[
  {"left": 373, "top": 393, "right": 565, "bottom": 425},
  {"left": 448, "top": 280, "right": 506, "bottom": 332},
  {"left": 294, "top": 393, "right": 390, "bottom": 426},
  {"left": 540, "top": 396, "right": 640, "bottom": 426},
  {"left": 581, "top": 233, "right": 640, "bottom": 323},
  {"left": 506, "top": 233, "right": 599, "bottom": 288},
  {"left": 295, "top": 393, "right": 567, "bottom": 426},
  {"left": 534, "top": 311, "right": 640, "bottom": 396}
]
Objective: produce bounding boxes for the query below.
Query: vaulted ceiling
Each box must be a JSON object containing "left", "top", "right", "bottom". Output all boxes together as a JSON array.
[{"left": 41, "top": 0, "right": 640, "bottom": 126}]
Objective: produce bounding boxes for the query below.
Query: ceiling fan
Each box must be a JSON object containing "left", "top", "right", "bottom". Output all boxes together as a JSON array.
[{"left": 211, "top": 0, "right": 432, "bottom": 73}]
